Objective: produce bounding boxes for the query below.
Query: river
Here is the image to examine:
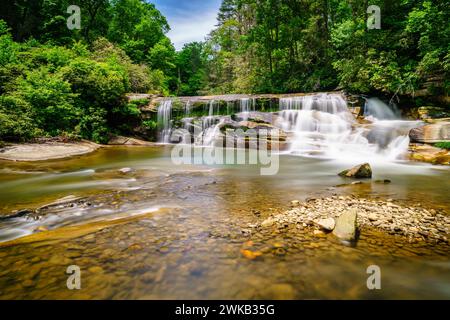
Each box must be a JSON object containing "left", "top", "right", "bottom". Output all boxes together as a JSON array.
[{"left": 0, "top": 145, "right": 449, "bottom": 299}]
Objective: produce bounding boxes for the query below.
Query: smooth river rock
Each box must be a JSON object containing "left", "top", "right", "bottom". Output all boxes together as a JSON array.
[
  {"left": 409, "top": 122, "right": 449, "bottom": 143},
  {"left": 314, "top": 218, "right": 335, "bottom": 231},
  {"left": 409, "top": 143, "right": 450, "bottom": 165},
  {"left": 338, "top": 163, "right": 372, "bottom": 179},
  {"left": 332, "top": 209, "right": 358, "bottom": 241}
]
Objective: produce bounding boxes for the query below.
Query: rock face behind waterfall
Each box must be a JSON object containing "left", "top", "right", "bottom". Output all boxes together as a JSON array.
[
  {"left": 409, "top": 122, "right": 449, "bottom": 143},
  {"left": 338, "top": 163, "right": 372, "bottom": 179}
]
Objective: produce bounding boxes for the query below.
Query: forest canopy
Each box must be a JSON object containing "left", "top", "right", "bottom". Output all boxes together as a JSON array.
[
  {"left": 0, "top": 0, "right": 448, "bottom": 143},
  {"left": 203, "top": 0, "right": 449, "bottom": 96}
]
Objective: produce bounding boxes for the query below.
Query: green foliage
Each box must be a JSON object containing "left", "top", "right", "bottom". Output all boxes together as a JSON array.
[
  {"left": 142, "top": 120, "right": 158, "bottom": 131},
  {"left": 14, "top": 67, "right": 79, "bottom": 135},
  {"left": 0, "top": 17, "right": 169, "bottom": 143},
  {"left": 205, "top": 0, "right": 450, "bottom": 96},
  {"left": 1, "top": 0, "right": 449, "bottom": 143},
  {"left": 0, "top": 95, "right": 41, "bottom": 141},
  {"left": 434, "top": 141, "right": 450, "bottom": 150},
  {"left": 61, "top": 57, "right": 127, "bottom": 106},
  {"left": 77, "top": 107, "right": 109, "bottom": 144},
  {"left": 176, "top": 42, "right": 207, "bottom": 96}
]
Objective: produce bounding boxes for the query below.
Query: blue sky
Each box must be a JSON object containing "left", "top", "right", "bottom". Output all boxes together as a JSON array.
[{"left": 151, "top": 0, "right": 222, "bottom": 50}]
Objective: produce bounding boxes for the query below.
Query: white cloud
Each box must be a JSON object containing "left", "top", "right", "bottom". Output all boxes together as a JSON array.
[{"left": 166, "top": 10, "right": 218, "bottom": 50}]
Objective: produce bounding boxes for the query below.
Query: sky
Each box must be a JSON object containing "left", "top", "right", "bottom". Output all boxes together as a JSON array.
[{"left": 151, "top": 0, "right": 222, "bottom": 50}]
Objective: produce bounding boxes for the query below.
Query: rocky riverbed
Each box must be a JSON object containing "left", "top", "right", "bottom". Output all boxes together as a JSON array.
[
  {"left": 0, "top": 146, "right": 449, "bottom": 299},
  {"left": 254, "top": 196, "right": 449, "bottom": 244}
]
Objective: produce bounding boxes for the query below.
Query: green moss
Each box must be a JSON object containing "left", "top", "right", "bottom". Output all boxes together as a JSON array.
[
  {"left": 434, "top": 141, "right": 450, "bottom": 150},
  {"left": 142, "top": 120, "right": 158, "bottom": 130},
  {"left": 130, "top": 98, "right": 150, "bottom": 107}
]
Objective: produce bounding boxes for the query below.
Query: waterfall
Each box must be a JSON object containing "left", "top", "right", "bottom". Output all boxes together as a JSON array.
[
  {"left": 364, "top": 97, "right": 400, "bottom": 120},
  {"left": 202, "top": 100, "right": 219, "bottom": 133},
  {"left": 279, "top": 94, "right": 417, "bottom": 162},
  {"left": 280, "top": 94, "right": 348, "bottom": 114},
  {"left": 156, "top": 93, "right": 420, "bottom": 163},
  {"left": 239, "top": 98, "right": 255, "bottom": 120},
  {"left": 185, "top": 101, "right": 191, "bottom": 116},
  {"left": 157, "top": 100, "right": 172, "bottom": 143},
  {"left": 208, "top": 100, "right": 214, "bottom": 116}
]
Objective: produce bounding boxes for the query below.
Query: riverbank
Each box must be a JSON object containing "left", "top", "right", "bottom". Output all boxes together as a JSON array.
[
  {"left": 0, "top": 140, "right": 101, "bottom": 162},
  {"left": 0, "top": 135, "right": 162, "bottom": 162}
]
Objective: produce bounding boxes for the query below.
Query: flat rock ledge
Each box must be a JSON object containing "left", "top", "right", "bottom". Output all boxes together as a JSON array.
[
  {"left": 253, "top": 196, "right": 449, "bottom": 244},
  {"left": 108, "top": 136, "right": 156, "bottom": 146},
  {"left": 0, "top": 141, "right": 100, "bottom": 162}
]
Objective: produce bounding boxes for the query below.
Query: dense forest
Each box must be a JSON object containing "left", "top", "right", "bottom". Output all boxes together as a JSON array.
[
  {"left": 0, "top": 0, "right": 448, "bottom": 143},
  {"left": 205, "top": 0, "right": 449, "bottom": 96}
]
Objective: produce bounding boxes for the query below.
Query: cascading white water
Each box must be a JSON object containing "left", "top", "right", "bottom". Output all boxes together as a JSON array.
[
  {"left": 280, "top": 94, "right": 349, "bottom": 114},
  {"left": 158, "top": 93, "right": 421, "bottom": 163},
  {"left": 185, "top": 101, "right": 191, "bottom": 116},
  {"left": 364, "top": 97, "right": 400, "bottom": 120},
  {"left": 157, "top": 100, "right": 173, "bottom": 143},
  {"left": 202, "top": 100, "right": 220, "bottom": 134},
  {"left": 239, "top": 98, "right": 255, "bottom": 120},
  {"left": 278, "top": 94, "right": 419, "bottom": 162}
]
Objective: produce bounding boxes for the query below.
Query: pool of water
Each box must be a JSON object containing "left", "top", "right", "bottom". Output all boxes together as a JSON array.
[{"left": 0, "top": 146, "right": 449, "bottom": 299}]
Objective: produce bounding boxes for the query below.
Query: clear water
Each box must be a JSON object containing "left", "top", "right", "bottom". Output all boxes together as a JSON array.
[{"left": 0, "top": 146, "right": 449, "bottom": 299}]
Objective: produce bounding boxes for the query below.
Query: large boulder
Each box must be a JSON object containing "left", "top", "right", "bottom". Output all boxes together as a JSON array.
[
  {"left": 338, "top": 163, "right": 372, "bottom": 179},
  {"left": 216, "top": 121, "right": 289, "bottom": 151},
  {"left": 333, "top": 209, "right": 358, "bottom": 242},
  {"left": 409, "top": 143, "right": 450, "bottom": 165},
  {"left": 409, "top": 122, "right": 449, "bottom": 143}
]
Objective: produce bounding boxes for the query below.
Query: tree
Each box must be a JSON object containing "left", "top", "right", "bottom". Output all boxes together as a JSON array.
[{"left": 176, "top": 42, "right": 207, "bottom": 96}]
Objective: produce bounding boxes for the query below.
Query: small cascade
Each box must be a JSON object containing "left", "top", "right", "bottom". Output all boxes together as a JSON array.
[
  {"left": 157, "top": 100, "right": 173, "bottom": 143},
  {"left": 278, "top": 93, "right": 417, "bottom": 162},
  {"left": 280, "top": 94, "right": 348, "bottom": 114},
  {"left": 202, "top": 100, "right": 221, "bottom": 134},
  {"left": 239, "top": 98, "right": 255, "bottom": 120},
  {"left": 208, "top": 100, "right": 215, "bottom": 116},
  {"left": 185, "top": 101, "right": 191, "bottom": 116},
  {"left": 364, "top": 97, "right": 400, "bottom": 120}
]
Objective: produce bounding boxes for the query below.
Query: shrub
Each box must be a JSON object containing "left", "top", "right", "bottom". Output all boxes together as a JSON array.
[
  {"left": 435, "top": 141, "right": 450, "bottom": 150},
  {"left": 77, "top": 107, "right": 109, "bottom": 144},
  {"left": 0, "top": 95, "right": 41, "bottom": 141},
  {"left": 14, "top": 67, "right": 79, "bottom": 135}
]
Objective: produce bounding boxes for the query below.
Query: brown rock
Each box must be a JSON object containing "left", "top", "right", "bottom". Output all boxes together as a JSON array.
[
  {"left": 409, "top": 122, "right": 449, "bottom": 143},
  {"left": 338, "top": 163, "right": 372, "bottom": 179}
]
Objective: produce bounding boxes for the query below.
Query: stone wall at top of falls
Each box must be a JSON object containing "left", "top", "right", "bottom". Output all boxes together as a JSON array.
[
  {"left": 140, "top": 92, "right": 360, "bottom": 120},
  {"left": 126, "top": 92, "right": 363, "bottom": 143}
]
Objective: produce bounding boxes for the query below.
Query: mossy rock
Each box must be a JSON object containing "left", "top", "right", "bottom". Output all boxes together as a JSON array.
[
  {"left": 418, "top": 106, "right": 450, "bottom": 119},
  {"left": 338, "top": 163, "right": 372, "bottom": 179}
]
